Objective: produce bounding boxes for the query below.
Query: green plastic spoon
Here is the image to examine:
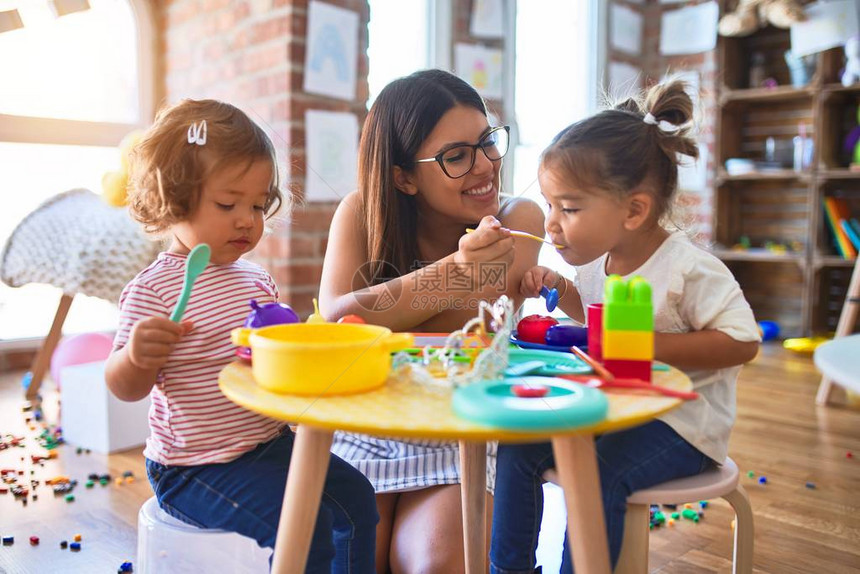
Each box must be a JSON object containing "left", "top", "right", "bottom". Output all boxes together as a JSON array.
[{"left": 170, "top": 243, "right": 211, "bottom": 322}]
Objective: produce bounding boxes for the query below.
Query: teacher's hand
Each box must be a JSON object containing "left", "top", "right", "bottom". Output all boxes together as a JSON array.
[{"left": 455, "top": 216, "right": 515, "bottom": 270}]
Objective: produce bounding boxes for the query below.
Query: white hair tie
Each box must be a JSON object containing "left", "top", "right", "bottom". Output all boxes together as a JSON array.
[
  {"left": 187, "top": 120, "right": 207, "bottom": 146},
  {"left": 643, "top": 112, "right": 681, "bottom": 134}
]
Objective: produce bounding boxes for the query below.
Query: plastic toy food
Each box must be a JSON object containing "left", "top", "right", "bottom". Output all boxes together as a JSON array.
[
  {"left": 244, "top": 300, "right": 300, "bottom": 328},
  {"left": 544, "top": 325, "right": 588, "bottom": 347},
  {"left": 516, "top": 315, "right": 559, "bottom": 344}
]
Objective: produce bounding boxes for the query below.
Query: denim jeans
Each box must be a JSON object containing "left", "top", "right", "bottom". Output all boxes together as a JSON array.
[
  {"left": 146, "top": 428, "right": 378, "bottom": 574},
  {"left": 490, "top": 420, "right": 711, "bottom": 574}
]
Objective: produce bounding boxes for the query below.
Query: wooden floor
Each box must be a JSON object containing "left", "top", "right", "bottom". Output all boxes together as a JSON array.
[{"left": 0, "top": 344, "right": 858, "bottom": 573}]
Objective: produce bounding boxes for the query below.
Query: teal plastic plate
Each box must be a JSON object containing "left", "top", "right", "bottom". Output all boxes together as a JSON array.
[
  {"left": 452, "top": 376, "right": 609, "bottom": 431},
  {"left": 506, "top": 348, "right": 592, "bottom": 376}
]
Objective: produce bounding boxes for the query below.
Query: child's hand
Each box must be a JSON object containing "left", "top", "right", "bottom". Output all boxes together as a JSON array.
[
  {"left": 455, "top": 216, "right": 514, "bottom": 268},
  {"left": 126, "top": 317, "right": 193, "bottom": 371},
  {"left": 520, "top": 265, "right": 559, "bottom": 298}
]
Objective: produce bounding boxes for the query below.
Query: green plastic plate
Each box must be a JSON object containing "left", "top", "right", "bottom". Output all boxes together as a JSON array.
[
  {"left": 506, "top": 348, "right": 592, "bottom": 376},
  {"left": 453, "top": 376, "right": 609, "bottom": 431}
]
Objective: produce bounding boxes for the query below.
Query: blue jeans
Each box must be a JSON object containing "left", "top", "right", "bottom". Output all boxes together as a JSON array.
[
  {"left": 490, "top": 420, "right": 711, "bottom": 574},
  {"left": 146, "top": 428, "right": 378, "bottom": 574}
]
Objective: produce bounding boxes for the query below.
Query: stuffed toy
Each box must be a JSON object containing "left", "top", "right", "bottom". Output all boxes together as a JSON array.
[
  {"left": 843, "top": 36, "right": 860, "bottom": 87},
  {"left": 718, "top": 0, "right": 806, "bottom": 37}
]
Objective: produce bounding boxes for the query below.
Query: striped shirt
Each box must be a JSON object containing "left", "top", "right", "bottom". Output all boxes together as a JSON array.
[{"left": 113, "top": 252, "right": 285, "bottom": 466}]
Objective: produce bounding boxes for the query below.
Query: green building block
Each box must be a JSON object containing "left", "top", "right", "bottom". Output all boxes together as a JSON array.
[{"left": 603, "top": 275, "right": 653, "bottom": 331}]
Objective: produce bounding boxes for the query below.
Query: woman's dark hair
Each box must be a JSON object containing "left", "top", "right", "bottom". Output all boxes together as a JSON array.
[
  {"left": 541, "top": 79, "right": 698, "bottom": 222},
  {"left": 358, "top": 69, "right": 488, "bottom": 282}
]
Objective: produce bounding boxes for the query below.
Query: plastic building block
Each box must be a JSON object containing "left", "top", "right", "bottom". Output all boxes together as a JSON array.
[
  {"left": 602, "top": 330, "right": 654, "bottom": 361},
  {"left": 602, "top": 359, "right": 652, "bottom": 382},
  {"left": 601, "top": 275, "right": 654, "bottom": 381},
  {"left": 603, "top": 275, "right": 653, "bottom": 331},
  {"left": 29, "top": 536, "right": 39, "bottom": 545},
  {"left": 70, "top": 542, "right": 81, "bottom": 551},
  {"left": 681, "top": 508, "right": 700, "bottom": 522}
]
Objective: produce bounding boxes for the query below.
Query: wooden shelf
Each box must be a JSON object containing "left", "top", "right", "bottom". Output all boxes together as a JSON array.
[
  {"left": 814, "top": 255, "right": 857, "bottom": 268},
  {"left": 712, "top": 249, "right": 805, "bottom": 264},
  {"left": 720, "top": 85, "right": 815, "bottom": 105},
  {"left": 821, "top": 83, "right": 860, "bottom": 96},
  {"left": 818, "top": 169, "right": 860, "bottom": 181},
  {"left": 716, "top": 169, "right": 811, "bottom": 184}
]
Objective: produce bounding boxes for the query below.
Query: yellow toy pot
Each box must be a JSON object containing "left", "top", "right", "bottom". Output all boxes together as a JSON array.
[{"left": 231, "top": 323, "right": 413, "bottom": 396}]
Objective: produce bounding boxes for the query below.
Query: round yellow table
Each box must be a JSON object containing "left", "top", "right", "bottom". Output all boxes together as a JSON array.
[{"left": 219, "top": 362, "right": 692, "bottom": 574}]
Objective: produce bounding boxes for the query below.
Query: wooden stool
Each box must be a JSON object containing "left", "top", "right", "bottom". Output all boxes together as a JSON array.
[{"left": 544, "top": 457, "right": 753, "bottom": 573}]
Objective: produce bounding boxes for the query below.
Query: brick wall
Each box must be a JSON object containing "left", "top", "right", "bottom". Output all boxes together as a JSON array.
[
  {"left": 609, "top": 0, "right": 718, "bottom": 242},
  {"left": 159, "top": 0, "right": 369, "bottom": 317},
  {"left": 451, "top": 0, "right": 507, "bottom": 123},
  {"left": 644, "top": 1, "right": 718, "bottom": 241}
]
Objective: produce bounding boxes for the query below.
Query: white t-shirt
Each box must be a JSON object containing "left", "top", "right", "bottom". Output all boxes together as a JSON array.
[{"left": 572, "top": 231, "right": 760, "bottom": 464}]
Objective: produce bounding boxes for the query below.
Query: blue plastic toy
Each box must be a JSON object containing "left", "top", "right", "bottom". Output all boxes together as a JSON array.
[
  {"left": 540, "top": 286, "right": 559, "bottom": 312},
  {"left": 758, "top": 320, "right": 780, "bottom": 341},
  {"left": 545, "top": 325, "right": 588, "bottom": 348}
]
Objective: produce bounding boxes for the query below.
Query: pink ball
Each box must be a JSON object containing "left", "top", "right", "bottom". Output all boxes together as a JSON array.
[{"left": 50, "top": 332, "right": 114, "bottom": 388}]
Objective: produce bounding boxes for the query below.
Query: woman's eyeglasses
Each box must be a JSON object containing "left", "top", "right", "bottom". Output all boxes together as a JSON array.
[{"left": 415, "top": 126, "right": 510, "bottom": 179}]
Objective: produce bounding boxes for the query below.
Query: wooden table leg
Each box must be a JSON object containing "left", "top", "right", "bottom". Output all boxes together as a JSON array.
[
  {"left": 271, "top": 425, "right": 333, "bottom": 574},
  {"left": 459, "top": 440, "right": 487, "bottom": 574},
  {"left": 26, "top": 293, "right": 74, "bottom": 401},
  {"left": 551, "top": 434, "right": 611, "bottom": 574}
]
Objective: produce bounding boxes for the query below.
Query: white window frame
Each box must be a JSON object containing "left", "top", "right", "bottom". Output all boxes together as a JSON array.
[{"left": 0, "top": 0, "right": 158, "bottom": 147}]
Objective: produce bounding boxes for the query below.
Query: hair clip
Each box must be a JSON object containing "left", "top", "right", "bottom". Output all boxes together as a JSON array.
[
  {"left": 187, "top": 120, "right": 207, "bottom": 146},
  {"left": 643, "top": 112, "right": 681, "bottom": 134}
]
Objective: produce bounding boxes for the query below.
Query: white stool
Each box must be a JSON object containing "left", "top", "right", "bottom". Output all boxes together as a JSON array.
[
  {"left": 137, "top": 496, "right": 272, "bottom": 573},
  {"left": 544, "top": 457, "right": 753, "bottom": 574}
]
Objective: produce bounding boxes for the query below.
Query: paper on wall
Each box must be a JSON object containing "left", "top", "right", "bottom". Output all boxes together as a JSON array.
[
  {"left": 470, "top": 0, "right": 504, "bottom": 39},
  {"left": 659, "top": 1, "right": 718, "bottom": 55},
  {"left": 611, "top": 4, "right": 643, "bottom": 56},
  {"left": 304, "top": 110, "right": 358, "bottom": 202},
  {"left": 454, "top": 43, "right": 503, "bottom": 100},
  {"left": 303, "top": 1, "right": 358, "bottom": 101},
  {"left": 790, "top": 0, "right": 859, "bottom": 58}
]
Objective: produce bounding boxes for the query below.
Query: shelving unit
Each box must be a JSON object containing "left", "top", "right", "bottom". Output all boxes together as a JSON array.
[{"left": 714, "top": 22, "right": 859, "bottom": 337}]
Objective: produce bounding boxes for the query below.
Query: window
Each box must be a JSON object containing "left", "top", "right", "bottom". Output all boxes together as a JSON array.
[
  {"left": 0, "top": 0, "right": 156, "bottom": 342},
  {"left": 513, "top": 0, "right": 602, "bottom": 318},
  {"left": 367, "top": 0, "right": 431, "bottom": 105}
]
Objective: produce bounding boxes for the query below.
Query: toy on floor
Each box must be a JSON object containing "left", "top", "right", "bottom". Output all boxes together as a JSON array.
[
  {"left": 602, "top": 275, "right": 654, "bottom": 382},
  {"left": 337, "top": 314, "right": 366, "bottom": 324},
  {"left": 717, "top": 0, "right": 806, "bottom": 37},
  {"left": 782, "top": 336, "right": 829, "bottom": 354},
  {"left": 757, "top": 320, "right": 780, "bottom": 341}
]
